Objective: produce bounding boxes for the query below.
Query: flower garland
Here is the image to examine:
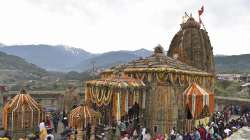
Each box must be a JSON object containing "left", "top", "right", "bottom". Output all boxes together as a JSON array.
[
  {"left": 96, "top": 88, "right": 104, "bottom": 106},
  {"left": 85, "top": 77, "right": 146, "bottom": 107},
  {"left": 126, "top": 70, "right": 213, "bottom": 88},
  {"left": 156, "top": 72, "right": 166, "bottom": 82},
  {"left": 103, "top": 89, "right": 113, "bottom": 106},
  {"left": 86, "top": 86, "right": 119, "bottom": 107},
  {"left": 117, "top": 91, "right": 121, "bottom": 121},
  {"left": 124, "top": 67, "right": 212, "bottom": 76}
]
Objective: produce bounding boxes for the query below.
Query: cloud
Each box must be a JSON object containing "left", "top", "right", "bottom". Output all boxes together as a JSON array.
[{"left": 0, "top": 0, "right": 249, "bottom": 55}]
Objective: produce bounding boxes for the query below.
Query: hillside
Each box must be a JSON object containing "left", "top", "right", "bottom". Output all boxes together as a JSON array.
[
  {"left": 215, "top": 54, "right": 250, "bottom": 73},
  {"left": 0, "top": 44, "right": 93, "bottom": 71},
  {"left": 0, "top": 51, "right": 47, "bottom": 82}
]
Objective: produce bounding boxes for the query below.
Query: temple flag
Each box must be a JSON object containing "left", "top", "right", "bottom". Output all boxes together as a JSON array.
[
  {"left": 198, "top": 5, "right": 204, "bottom": 16},
  {"left": 198, "top": 5, "right": 204, "bottom": 24}
]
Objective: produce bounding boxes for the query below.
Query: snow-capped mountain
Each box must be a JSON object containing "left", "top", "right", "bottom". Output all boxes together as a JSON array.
[{"left": 0, "top": 44, "right": 152, "bottom": 72}]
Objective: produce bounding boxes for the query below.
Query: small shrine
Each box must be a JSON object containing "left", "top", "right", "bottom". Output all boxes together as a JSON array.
[
  {"left": 69, "top": 104, "right": 98, "bottom": 140},
  {"left": 2, "top": 89, "right": 45, "bottom": 138}
]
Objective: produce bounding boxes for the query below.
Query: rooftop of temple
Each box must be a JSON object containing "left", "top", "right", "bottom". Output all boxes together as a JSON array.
[{"left": 103, "top": 45, "right": 212, "bottom": 76}]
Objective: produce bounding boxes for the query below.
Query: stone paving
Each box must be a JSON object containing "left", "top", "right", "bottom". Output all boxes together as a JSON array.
[
  {"left": 227, "top": 127, "right": 250, "bottom": 140},
  {"left": 52, "top": 121, "right": 65, "bottom": 139},
  {"left": 225, "top": 115, "right": 250, "bottom": 140}
]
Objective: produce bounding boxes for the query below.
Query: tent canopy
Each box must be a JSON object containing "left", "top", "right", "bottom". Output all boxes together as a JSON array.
[
  {"left": 2, "top": 89, "right": 45, "bottom": 130},
  {"left": 5, "top": 89, "right": 42, "bottom": 111},
  {"left": 183, "top": 83, "right": 214, "bottom": 119}
]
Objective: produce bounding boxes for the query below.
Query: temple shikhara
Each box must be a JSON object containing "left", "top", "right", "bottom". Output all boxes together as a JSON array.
[
  {"left": 168, "top": 17, "right": 215, "bottom": 74},
  {"left": 85, "top": 16, "right": 215, "bottom": 135}
]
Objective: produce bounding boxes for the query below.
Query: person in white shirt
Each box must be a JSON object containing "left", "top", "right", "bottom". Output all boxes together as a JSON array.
[
  {"left": 39, "top": 122, "right": 47, "bottom": 140},
  {"left": 141, "top": 128, "right": 146, "bottom": 136},
  {"left": 45, "top": 129, "right": 54, "bottom": 140},
  {"left": 133, "top": 129, "right": 138, "bottom": 139},
  {"left": 143, "top": 130, "right": 151, "bottom": 140},
  {"left": 224, "top": 128, "right": 231, "bottom": 136},
  {"left": 175, "top": 133, "right": 183, "bottom": 140}
]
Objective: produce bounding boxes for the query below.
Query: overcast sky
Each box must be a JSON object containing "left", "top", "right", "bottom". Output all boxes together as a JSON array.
[{"left": 0, "top": 0, "right": 249, "bottom": 55}]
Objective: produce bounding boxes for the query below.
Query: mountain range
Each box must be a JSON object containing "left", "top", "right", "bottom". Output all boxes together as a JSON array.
[
  {"left": 0, "top": 44, "right": 93, "bottom": 71},
  {"left": 0, "top": 44, "right": 249, "bottom": 73},
  {"left": 73, "top": 49, "right": 152, "bottom": 71},
  {"left": 0, "top": 44, "right": 152, "bottom": 72}
]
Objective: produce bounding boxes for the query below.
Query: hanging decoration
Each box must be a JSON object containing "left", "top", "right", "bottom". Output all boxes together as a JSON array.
[
  {"left": 85, "top": 76, "right": 146, "bottom": 122},
  {"left": 85, "top": 77, "right": 145, "bottom": 107},
  {"left": 125, "top": 71, "right": 213, "bottom": 89}
]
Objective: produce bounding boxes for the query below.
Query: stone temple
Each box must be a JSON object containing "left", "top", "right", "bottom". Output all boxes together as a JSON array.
[{"left": 85, "top": 17, "right": 215, "bottom": 135}]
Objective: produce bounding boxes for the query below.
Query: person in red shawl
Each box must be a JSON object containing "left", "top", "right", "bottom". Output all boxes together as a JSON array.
[
  {"left": 198, "top": 124, "right": 207, "bottom": 140},
  {"left": 45, "top": 115, "right": 52, "bottom": 129}
]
